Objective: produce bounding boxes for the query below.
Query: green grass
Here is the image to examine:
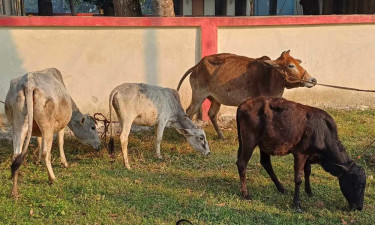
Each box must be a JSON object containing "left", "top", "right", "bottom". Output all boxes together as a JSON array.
[{"left": 0, "top": 110, "right": 374, "bottom": 224}]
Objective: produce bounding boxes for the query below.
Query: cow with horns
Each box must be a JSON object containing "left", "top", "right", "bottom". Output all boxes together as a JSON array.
[{"left": 177, "top": 50, "right": 317, "bottom": 139}]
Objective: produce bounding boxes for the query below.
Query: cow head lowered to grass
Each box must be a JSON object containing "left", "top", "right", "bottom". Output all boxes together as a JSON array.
[{"left": 236, "top": 97, "right": 366, "bottom": 212}]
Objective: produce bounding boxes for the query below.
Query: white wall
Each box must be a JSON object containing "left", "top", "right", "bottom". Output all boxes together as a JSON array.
[
  {"left": 1, "top": 23, "right": 375, "bottom": 117},
  {"left": 218, "top": 24, "right": 375, "bottom": 113},
  {"left": 0, "top": 27, "right": 199, "bottom": 114}
]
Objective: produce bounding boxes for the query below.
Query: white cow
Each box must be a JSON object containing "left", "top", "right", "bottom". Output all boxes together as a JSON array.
[
  {"left": 5, "top": 68, "right": 100, "bottom": 197},
  {"left": 108, "top": 83, "right": 210, "bottom": 169}
]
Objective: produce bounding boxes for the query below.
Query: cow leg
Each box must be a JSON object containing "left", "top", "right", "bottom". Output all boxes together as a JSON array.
[
  {"left": 58, "top": 129, "right": 68, "bottom": 168},
  {"left": 155, "top": 121, "right": 167, "bottom": 159},
  {"left": 304, "top": 162, "right": 313, "bottom": 197},
  {"left": 236, "top": 132, "right": 257, "bottom": 200},
  {"left": 119, "top": 121, "right": 132, "bottom": 169},
  {"left": 42, "top": 133, "right": 56, "bottom": 184},
  {"left": 11, "top": 118, "right": 28, "bottom": 198},
  {"left": 37, "top": 137, "right": 42, "bottom": 164},
  {"left": 186, "top": 92, "right": 207, "bottom": 120},
  {"left": 293, "top": 153, "right": 308, "bottom": 212},
  {"left": 208, "top": 98, "right": 225, "bottom": 139},
  {"left": 260, "top": 151, "right": 285, "bottom": 193}
]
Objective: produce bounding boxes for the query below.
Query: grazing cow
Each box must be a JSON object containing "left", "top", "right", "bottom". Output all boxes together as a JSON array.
[
  {"left": 177, "top": 50, "right": 317, "bottom": 139},
  {"left": 236, "top": 97, "right": 366, "bottom": 211},
  {"left": 108, "top": 83, "right": 210, "bottom": 169},
  {"left": 5, "top": 68, "right": 101, "bottom": 197}
]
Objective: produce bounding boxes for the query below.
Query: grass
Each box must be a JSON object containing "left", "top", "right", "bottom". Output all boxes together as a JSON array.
[{"left": 0, "top": 110, "right": 374, "bottom": 224}]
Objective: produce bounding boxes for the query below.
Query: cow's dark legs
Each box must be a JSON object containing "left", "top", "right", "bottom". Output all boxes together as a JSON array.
[
  {"left": 293, "top": 153, "right": 308, "bottom": 212},
  {"left": 236, "top": 130, "right": 257, "bottom": 200},
  {"left": 207, "top": 98, "right": 224, "bottom": 139},
  {"left": 260, "top": 151, "right": 285, "bottom": 193},
  {"left": 304, "top": 162, "right": 313, "bottom": 197}
]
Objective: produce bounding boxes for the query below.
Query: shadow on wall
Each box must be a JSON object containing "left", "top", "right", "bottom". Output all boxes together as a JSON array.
[
  {"left": 0, "top": 29, "right": 26, "bottom": 114},
  {"left": 145, "top": 29, "right": 158, "bottom": 85}
]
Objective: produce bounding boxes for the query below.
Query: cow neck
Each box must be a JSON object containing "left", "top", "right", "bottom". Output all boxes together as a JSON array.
[
  {"left": 171, "top": 116, "right": 197, "bottom": 130},
  {"left": 319, "top": 142, "right": 354, "bottom": 178},
  {"left": 67, "top": 98, "right": 82, "bottom": 129},
  {"left": 269, "top": 68, "right": 286, "bottom": 96}
]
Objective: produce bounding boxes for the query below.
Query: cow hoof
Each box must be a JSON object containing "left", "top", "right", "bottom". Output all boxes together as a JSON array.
[
  {"left": 49, "top": 178, "right": 56, "bottom": 185},
  {"left": 61, "top": 162, "right": 69, "bottom": 168},
  {"left": 242, "top": 193, "right": 252, "bottom": 200},
  {"left": 296, "top": 207, "right": 303, "bottom": 213},
  {"left": 218, "top": 135, "right": 225, "bottom": 140},
  {"left": 10, "top": 191, "right": 19, "bottom": 200},
  {"left": 125, "top": 165, "right": 131, "bottom": 170},
  {"left": 156, "top": 155, "right": 163, "bottom": 160},
  {"left": 277, "top": 187, "right": 286, "bottom": 194},
  {"left": 306, "top": 192, "right": 314, "bottom": 197}
]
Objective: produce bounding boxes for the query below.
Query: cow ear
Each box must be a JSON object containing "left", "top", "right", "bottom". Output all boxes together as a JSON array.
[
  {"left": 263, "top": 60, "right": 279, "bottom": 68},
  {"left": 179, "top": 129, "right": 194, "bottom": 136},
  {"left": 332, "top": 163, "right": 350, "bottom": 175},
  {"left": 296, "top": 59, "right": 302, "bottom": 63}
]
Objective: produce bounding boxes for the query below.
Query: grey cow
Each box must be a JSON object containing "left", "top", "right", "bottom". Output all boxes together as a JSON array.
[
  {"left": 5, "top": 68, "right": 100, "bottom": 198},
  {"left": 109, "top": 83, "right": 210, "bottom": 169}
]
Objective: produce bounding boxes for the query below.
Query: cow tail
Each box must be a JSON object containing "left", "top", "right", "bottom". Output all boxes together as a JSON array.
[
  {"left": 177, "top": 66, "right": 194, "bottom": 91},
  {"left": 108, "top": 90, "right": 117, "bottom": 156},
  {"left": 236, "top": 108, "right": 243, "bottom": 160},
  {"left": 11, "top": 76, "right": 34, "bottom": 178}
]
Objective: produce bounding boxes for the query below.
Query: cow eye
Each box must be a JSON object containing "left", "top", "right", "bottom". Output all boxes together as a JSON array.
[{"left": 288, "top": 64, "right": 295, "bottom": 68}]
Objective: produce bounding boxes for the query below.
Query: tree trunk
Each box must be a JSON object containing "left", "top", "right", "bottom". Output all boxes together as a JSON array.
[
  {"left": 300, "top": 0, "right": 320, "bottom": 15},
  {"left": 269, "top": 0, "right": 277, "bottom": 15},
  {"left": 69, "top": 0, "right": 76, "bottom": 16},
  {"left": 152, "top": 0, "right": 175, "bottom": 16},
  {"left": 38, "top": 0, "right": 53, "bottom": 16},
  {"left": 113, "top": 0, "right": 142, "bottom": 16}
]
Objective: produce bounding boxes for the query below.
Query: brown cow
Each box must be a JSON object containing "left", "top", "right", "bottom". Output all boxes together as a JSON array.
[
  {"left": 177, "top": 50, "right": 317, "bottom": 139},
  {"left": 236, "top": 97, "right": 366, "bottom": 212}
]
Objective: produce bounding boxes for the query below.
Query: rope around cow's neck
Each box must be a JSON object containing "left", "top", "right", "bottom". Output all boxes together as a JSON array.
[{"left": 282, "top": 70, "right": 375, "bottom": 93}]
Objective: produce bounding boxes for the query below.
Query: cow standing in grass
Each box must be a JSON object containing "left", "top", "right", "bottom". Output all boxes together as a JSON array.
[
  {"left": 236, "top": 97, "right": 366, "bottom": 212},
  {"left": 5, "top": 68, "right": 101, "bottom": 198},
  {"left": 108, "top": 83, "right": 210, "bottom": 169},
  {"left": 177, "top": 50, "right": 317, "bottom": 139}
]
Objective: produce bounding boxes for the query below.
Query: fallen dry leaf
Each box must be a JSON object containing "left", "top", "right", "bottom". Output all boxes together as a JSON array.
[
  {"left": 217, "top": 203, "right": 226, "bottom": 207},
  {"left": 29, "top": 208, "right": 34, "bottom": 217}
]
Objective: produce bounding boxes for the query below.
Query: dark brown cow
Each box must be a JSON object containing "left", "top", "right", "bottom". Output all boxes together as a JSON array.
[
  {"left": 177, "top": 50, "right": 317, "bottom": 139},
  {"left": 236, "top": 97, "right": 366, "bottom": 212}
]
